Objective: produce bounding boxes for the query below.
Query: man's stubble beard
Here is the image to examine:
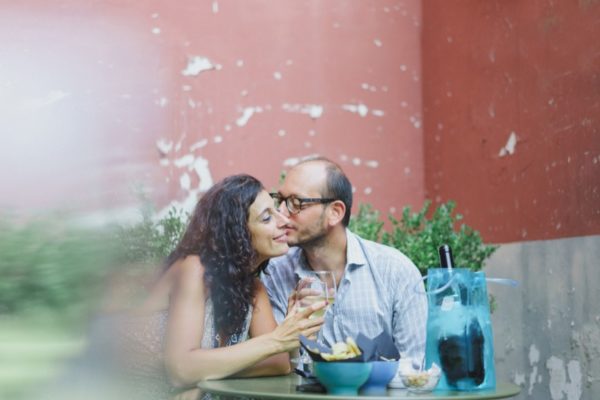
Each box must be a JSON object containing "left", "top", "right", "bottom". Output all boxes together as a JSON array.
[{"left": 288, "top": 211, "right": 329, "bottom": 251}]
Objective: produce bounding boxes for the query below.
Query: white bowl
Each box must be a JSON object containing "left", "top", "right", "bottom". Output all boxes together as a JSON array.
[{"left": 398, "top": 371, "right": 440, "bottom": 393}]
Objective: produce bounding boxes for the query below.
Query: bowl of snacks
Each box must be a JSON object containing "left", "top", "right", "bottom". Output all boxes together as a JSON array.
[
  {"left": 397, "top": 362, "right": 441, "bottom": 393},
  {"left": 307, "top": 337, "right": 372, "bottom": 395}
]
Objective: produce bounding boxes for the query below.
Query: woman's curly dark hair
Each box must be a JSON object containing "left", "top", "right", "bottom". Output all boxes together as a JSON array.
[{"left": 165, "top": 174, "right": 267, "bottom": 344}]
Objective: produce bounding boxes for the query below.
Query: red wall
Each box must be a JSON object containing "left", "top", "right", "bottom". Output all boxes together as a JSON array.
[
  {"left": 422, "top": 0, "right": 600, "bottom": 243},
  {"left": 2, "top": 1, "right": 598, "bottom": 244},
  {"left": 0, "top": 1, "right": 425, "bottom": 221}
]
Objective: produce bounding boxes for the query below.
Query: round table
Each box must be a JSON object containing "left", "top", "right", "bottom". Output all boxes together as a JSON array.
[{"left": 197, "top": 374, "right": 521, "bottom": 399}]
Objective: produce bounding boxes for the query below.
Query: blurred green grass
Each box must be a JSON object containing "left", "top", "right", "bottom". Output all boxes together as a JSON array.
[
  {"left": 0, "top": 314, "right": 86, "bottom": 400},
  {"left": 0, "top": 215, "right": 115, "bottom": 398},
  {"left": 0, "top": 210, "right": 182, "bottom": 399}
]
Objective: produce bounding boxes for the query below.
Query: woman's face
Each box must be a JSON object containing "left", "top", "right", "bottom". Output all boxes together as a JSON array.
[{"left": 247, "top": 190, "right": 290, "bottom": 264}]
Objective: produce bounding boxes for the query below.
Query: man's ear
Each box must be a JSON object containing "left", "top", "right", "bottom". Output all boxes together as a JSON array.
[{"left": 327, "top": 200, "right": 346, "bottom": 227}]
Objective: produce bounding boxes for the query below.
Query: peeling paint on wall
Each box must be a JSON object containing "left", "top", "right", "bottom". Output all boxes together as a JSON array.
[
  {"left": 179, "top": 172, "right": 191, "bottom": 191},
  {"left": 340, "top": 104, "right": 385, "bottom": 118},
  {"left": 546, "top": 356, "right": 582, "bottom": 400},
  {"left": 499, "top": 131, "right": 518, "bottom": 157},
  {"left": 281, "top": 103, "right": 323, "bottom": 119},
  {"left": 488, "top": 103, "right": 496, "bottom": 118},
  {"left": 342, "top": 103, "right": 369, "bottom": 117},
  {"left": 190, "top": 139, "right": 208, "bottom": 151},
  {"left": 192, "top": 157, "right": 213, "bottom": 191},
  {"left": 236, "top": 106, "right": 263, "bottom": 127},
  {"left": 528, "top": 344, "right": 540, "bottom": 395},
  {"left": 514, "top": 372, "right": 526, "bottom": 386},
  {"left": 173, "top": 154, "right": 195, "bottom": 168},
  {"left": 157, "top": 154, "right": 214, "bottom": 219},
  {"left": 156, "top": 139, "right": 173, "bottom": 156},
  {"left": 182, "top": 56, "right": 221, "bottom": 76}
]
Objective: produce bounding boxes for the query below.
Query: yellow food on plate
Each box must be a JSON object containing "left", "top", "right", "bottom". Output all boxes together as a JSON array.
[
  {"left": 346, "top": 337, "right": 360, "bottom": 355},
  {"left": 405, "top": 372, "right": 429, "bottom": 387},
  {"left": 319, "top": 337, "right": 362, "bottom": 361}
]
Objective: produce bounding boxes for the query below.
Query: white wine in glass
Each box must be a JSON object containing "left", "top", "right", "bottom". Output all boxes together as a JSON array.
[{"left": 295, "top": 271, "right": 337, "bottom": 319}]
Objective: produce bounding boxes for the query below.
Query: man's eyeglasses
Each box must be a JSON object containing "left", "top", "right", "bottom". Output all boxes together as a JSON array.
[{"left": 270, "top": 193, "right": 336, "bottom": 215}]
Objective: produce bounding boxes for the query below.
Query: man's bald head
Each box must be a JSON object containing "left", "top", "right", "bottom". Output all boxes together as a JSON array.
[{"left": 291, "top": 157, "right": 353, "bottom": 226}]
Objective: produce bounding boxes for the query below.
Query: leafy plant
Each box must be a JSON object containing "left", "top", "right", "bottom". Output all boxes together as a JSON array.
[
  {"left": 0, "top": 215, "right": 120, "bottom": 318},
  {"left": 0, "top": 203, "right": 188, "bottom": 318},
  {"left": 350, "top": 200, "right": 497, "bottom": 276},
  {"left": 348, "top": 203, "right": 384, "bottom": 243},
  {"left": 115, "top": 205, "right": 187, "bottom": 265}
]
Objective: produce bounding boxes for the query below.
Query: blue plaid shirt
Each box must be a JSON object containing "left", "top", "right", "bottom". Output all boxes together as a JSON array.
[{"left": 261, "top": 229, "right": 427, "bottom": 361}]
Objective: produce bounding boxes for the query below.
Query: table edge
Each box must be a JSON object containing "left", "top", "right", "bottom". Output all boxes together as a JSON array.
[{"left": 197, "top": 375, "right": 521, "bottom": 400}]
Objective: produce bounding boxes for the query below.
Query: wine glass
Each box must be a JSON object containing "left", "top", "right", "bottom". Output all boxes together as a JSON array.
[
  {"left": 296, "top": 271, "right": 337, "bottom": 323},
  {"left": 293, "top": 271, "right": 337, "bottom": 372}
]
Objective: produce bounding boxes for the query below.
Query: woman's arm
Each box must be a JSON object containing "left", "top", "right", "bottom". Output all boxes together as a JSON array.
[
  {"left": 163, "top": 256, "right": 324, "bottom": 388},
  {"left": 232, "top": 280, "right": 291, "bottom": 378}
]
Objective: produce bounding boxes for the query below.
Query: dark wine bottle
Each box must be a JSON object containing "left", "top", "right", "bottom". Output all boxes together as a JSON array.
[
  {"left": 438, "top": 244, "right": 455, "bottom": 268},
  {"left": 439, "top": 244, "right": 467, "bottom": 303}
]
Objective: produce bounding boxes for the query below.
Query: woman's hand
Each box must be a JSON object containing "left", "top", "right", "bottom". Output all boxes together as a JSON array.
[
  {"left": 269, "top": 301, "right": 326, "bottom": 353},
  {"left": 286, "top": 290, "right": 297, "bottom": 315}
]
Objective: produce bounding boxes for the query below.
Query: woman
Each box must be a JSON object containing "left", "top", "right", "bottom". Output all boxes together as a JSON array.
[{"left": 120, "top": 174, "right": 325, "bottom": 399}]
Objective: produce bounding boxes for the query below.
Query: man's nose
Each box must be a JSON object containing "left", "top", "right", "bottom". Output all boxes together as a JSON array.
[{"left": 275, "top": 208, "right": 291, "bottom": 226}]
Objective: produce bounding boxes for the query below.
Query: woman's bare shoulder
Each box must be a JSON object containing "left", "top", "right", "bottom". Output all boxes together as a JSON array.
[
  {"left": 171, "top": 255, "right": 206, "bottom": 291},
  {"left": 174, "top": 255, "right": 204, "bottom": 276},
  {"left": 139, "top": 256, "right": 205, "bottom": 312}
]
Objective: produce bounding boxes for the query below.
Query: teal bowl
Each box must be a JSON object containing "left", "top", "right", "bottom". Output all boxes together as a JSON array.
[
  {"left": 360, "top": 360, "right": 399, "bottom": 394},
  {"left": 313, "top": 362, "right": 372, "bottom": 395}
]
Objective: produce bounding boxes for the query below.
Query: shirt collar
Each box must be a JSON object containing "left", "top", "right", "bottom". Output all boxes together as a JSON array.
[{"left": 345, "top": 229, "right": 368, "bottom": 271}]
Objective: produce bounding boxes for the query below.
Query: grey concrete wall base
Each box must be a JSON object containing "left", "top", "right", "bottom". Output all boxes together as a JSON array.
[{"left": 485, "top": 235, "right": 600, "bottom": 400}]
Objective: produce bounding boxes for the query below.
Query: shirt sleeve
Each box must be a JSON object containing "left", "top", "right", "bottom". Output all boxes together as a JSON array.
[{"left": 391, "top": 259, "right": 428, "bottom": 364}]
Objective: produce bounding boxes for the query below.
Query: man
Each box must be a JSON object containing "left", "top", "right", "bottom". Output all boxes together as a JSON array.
[{"left": 261, "top": 157, "right": 427, "bottom": 362}]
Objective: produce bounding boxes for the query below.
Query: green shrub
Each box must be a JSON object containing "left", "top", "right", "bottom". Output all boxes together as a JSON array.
[
  {"left": 0, "top": 204, "right": 189, "bottom": 319},
  {"left": 350, "top": 200, "right": 497, "bottom": 275},
  {"left": 0, "top": 216, "right": 120, "bottom": 317},
  {"left": 115, "top": 205, "right": 187, "bottom": 265},
  {"left": 347, "top": 203, "right": 384, "bottom": 243}
]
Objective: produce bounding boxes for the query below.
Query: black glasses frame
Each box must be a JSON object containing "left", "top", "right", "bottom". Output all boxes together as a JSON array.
[{"left": 270, "top": 193, "right": 336, "bottom": 215}]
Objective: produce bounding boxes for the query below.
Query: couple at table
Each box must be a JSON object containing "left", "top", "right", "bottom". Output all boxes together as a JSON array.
[{"left": 128, "top": 156, "right": 427, "bottom": 399}]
